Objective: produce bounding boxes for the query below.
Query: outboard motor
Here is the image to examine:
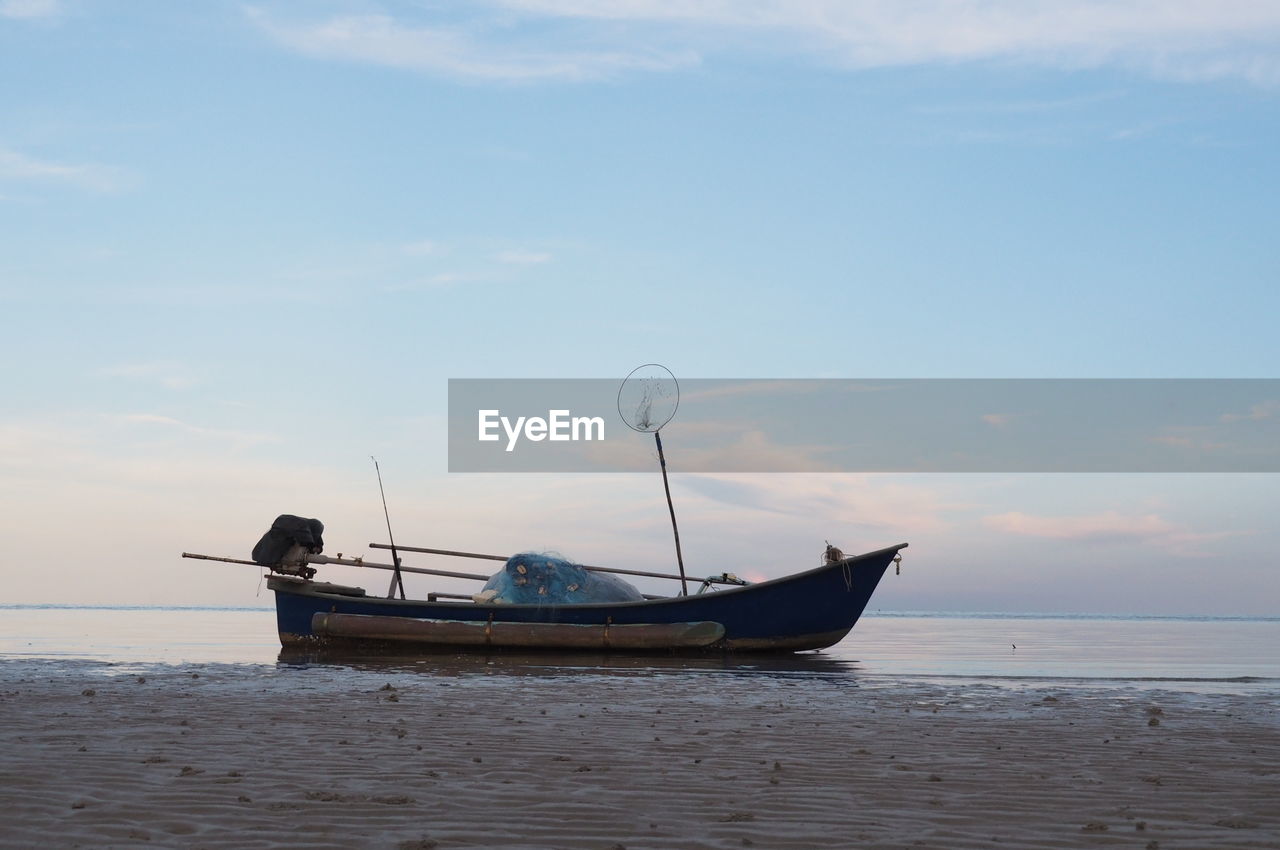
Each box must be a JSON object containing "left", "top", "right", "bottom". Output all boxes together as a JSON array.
[{"left": 252, "top": 515, "right": 324, "bottom": 577}]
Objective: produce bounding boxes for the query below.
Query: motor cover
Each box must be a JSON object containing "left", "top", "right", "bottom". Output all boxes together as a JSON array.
[{"left": 251, "top": 515, "right": 325, "bottom": 566}]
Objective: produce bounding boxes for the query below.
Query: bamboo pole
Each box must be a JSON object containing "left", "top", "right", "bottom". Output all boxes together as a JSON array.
[
  {"left": 181, "top": 551, "right": 491, "bottom": 582},
  {"left": 183, "top": 551, "right": 669, "bottom": 599},
  {"left": 366, "top": 543, "right": 747, "bottom": 587},
  {"left": 182, "top": 552, "right": 263, "bottom": 567},
  {"left": 309, "top": 554, "right": 491, "bottom": 581}
]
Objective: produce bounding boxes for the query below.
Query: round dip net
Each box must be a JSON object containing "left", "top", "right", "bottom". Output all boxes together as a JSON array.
[{"left": 617, "top": 363, "right": 679, "bottom": 434}]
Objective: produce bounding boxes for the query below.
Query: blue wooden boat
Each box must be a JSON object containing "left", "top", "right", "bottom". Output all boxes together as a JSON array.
[{"left": 264, "top": 542, "right": 906, "bottom": 653}]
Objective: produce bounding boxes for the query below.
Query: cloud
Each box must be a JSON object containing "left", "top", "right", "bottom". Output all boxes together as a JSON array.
[
  {"left": 109, "top": 413, "right": 277, "bottom": 447},
  {"left": 504, "top": 0, "right": 1280, "bottom": 83},
  {"left": 981, "top": 413, "right": 1012, "bottom": 428},
  {"left": 401, "top": 239, "right": 442, "bottom": 256},
  {"left": 248, "top": 8, "right": 698, "bottom": 82},
  {"left": 985, "top": 509, "right": 1173, "bottom": 541},
  {"left": 983, "top": 508, "right": 1242, "bottom": 556},
  {"left": 579, "top": 427, "right": 838, "bottom": 472},
  {"left": 913, "top": 90, "right": 1130, "bottom": 116},
  {"left": 496, "top": 249, "right": 552, "bottom": 265},
  {"left": 117, "top": 413, "right": 187, "bottom": 426},
  {"left": 1220, "top": 400, "right": 1280, "bottom": 423},
  {"left": 0, "top": 147, "right": 131, "bottom": 193},
  {"left": 663, "top": 429, "right": 835, "bottom": 472},
  {"left": 1149, "top": 431, "right": 1227, "bottom": 452},
  {"left": 94, "top": 361, "right": 195, "bottom": 390},
  {"left": 382, "top": 271, "right": 479, "bottom": 292},
  {"left": 678, "top": 381, "right": 825, "bottom": 404},
  {"left": 0, "top": 0, "right": 59, "bottom": 20},
  {"left": 252, "top": 2, "right": 1280, "bottom": 87},
  {"left": 678, "top": 473, "right": 969, "bottom": 536},
  {"left": 683, "top": 430, "right": 836, "bottom": 472},
  {"left": 0, "top": 417, "right": 280, "bottom": 486}
]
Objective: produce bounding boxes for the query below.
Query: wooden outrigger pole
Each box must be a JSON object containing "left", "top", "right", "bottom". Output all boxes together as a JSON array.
[
  {"left": 182, "top": 551, "right": 489, "bottom": 581},
  {"left": 182, "top": 547, "right": 749, "bottom": 592}
]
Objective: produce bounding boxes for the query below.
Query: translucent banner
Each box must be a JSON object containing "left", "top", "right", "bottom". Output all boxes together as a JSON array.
[{"left": 447, "top": 379, "right": 1280, "bottom": 472}]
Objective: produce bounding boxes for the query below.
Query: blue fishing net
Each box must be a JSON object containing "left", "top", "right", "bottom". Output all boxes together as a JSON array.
[{"left": 478, "top": 553, "right": 644, "bottom": 604}]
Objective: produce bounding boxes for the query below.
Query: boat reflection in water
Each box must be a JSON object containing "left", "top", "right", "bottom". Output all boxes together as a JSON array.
[{"left": 274, "top": 645, "right": 868, "bottom": 684}]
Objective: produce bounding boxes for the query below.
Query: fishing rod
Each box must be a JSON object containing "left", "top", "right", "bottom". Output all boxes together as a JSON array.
[{"left": 372, "top": 456, "right": 406, "bottom": 600}]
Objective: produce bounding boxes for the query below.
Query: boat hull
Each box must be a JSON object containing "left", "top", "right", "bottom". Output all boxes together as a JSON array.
[{"left": 270, "top": 543, "right": 904, "bottom": 654}]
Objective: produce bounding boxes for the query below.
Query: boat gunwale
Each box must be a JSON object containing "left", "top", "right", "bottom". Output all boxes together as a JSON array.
[{"left": 269, "top": 542, "right": 908, "bottom": 610}]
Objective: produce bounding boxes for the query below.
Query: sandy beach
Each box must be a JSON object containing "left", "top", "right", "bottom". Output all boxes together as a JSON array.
[{"left": 1, "top": 658, "right": 1277, "bottom": 850}]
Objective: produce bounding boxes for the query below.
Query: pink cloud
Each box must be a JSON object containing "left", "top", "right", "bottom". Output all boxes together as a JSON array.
[
  {"left": 1219, "top": 400, "right": 1280, "bottom": 423},
  {"left": 983, "top": 509, "right": 1245, "bottom": 557},
  {"left": 984, "top": 510, "right": 1173, "bottom": 541},
  {"left": 1151, "top": 434, "right": 1194, "bottom": 448}
]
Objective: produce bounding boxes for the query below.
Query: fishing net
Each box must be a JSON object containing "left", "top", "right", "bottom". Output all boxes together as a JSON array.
[
  {"left": 476, "top": 553, "right": 644, "bottom": 604},
  {"left": 617, "top": 363, "right": 679, "bottom": 433}
]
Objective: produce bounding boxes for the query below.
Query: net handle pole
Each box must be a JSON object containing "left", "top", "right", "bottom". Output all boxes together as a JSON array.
[{"left": 655, "top": 430, "right": 689, "bottom": 596}]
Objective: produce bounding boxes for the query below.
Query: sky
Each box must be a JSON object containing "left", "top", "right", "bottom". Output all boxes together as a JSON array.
[{"left": 1, "top": 0, "right": 1277, "bottom": 614}]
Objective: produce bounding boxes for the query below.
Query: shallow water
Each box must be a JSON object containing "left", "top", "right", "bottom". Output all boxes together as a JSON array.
[{"left": 2, "top": 606, "right": 1276, "bottom": 693}]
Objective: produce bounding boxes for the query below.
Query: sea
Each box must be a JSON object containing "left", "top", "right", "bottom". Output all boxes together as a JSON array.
[{"left": 1, "top": 606, "right": 1276, "bottom": 695}]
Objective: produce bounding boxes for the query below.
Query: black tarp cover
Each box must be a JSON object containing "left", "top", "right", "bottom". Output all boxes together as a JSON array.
[{"left": 251, "top": 515, "right": 325, "bottom": 565}]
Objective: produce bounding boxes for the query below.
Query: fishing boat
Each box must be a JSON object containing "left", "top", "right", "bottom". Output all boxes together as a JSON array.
[
  {"left": 184, "top": 370, "right": 906, "bottom": 654},
  {"left": 185, "top": 532, "right": 907, "bottom": 654}
]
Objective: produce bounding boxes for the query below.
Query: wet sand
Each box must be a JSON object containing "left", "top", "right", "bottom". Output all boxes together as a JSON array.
[{"left": 1, "top": 659, "right": 1277, "bottom": 849}]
